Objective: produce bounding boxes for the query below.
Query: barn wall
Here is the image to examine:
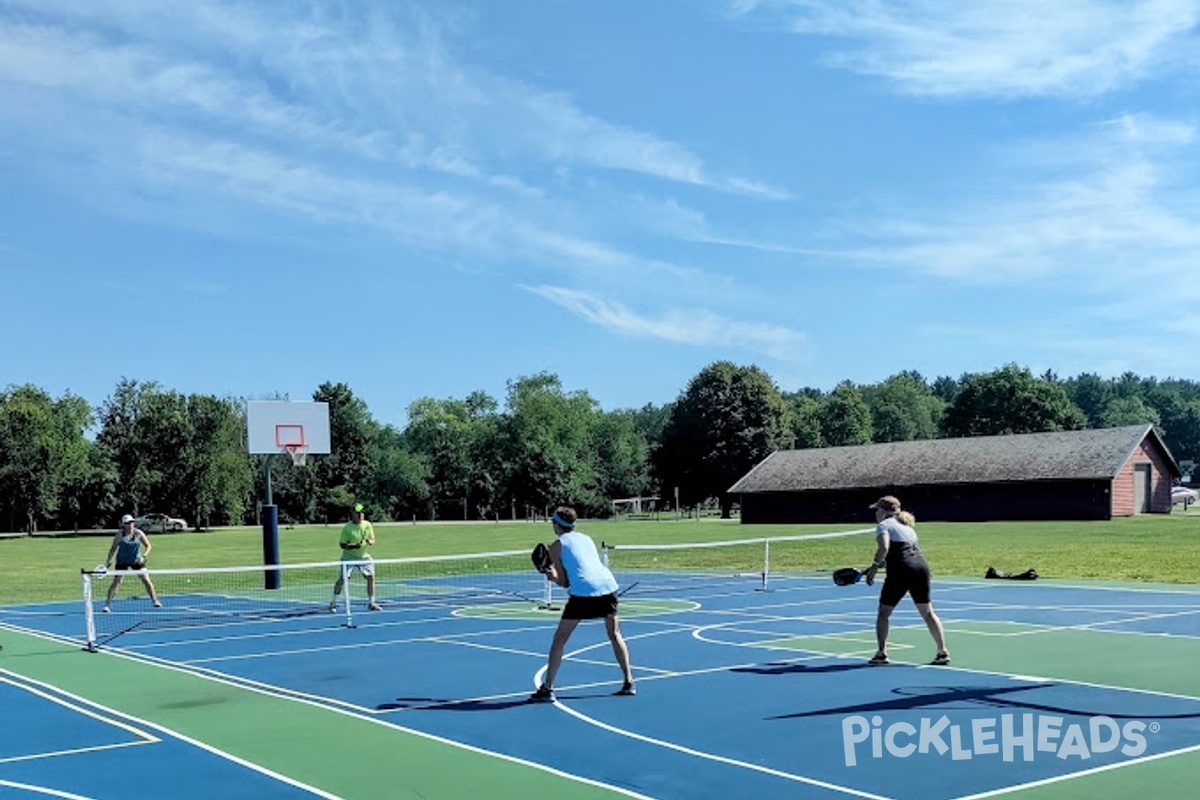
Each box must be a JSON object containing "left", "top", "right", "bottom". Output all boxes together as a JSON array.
[
  {"left": 1111, "top": 438, "right": 1176, "bottom": 516},
  {"left": 740, "top": 480, "right": 1114, "bottom": 524}
]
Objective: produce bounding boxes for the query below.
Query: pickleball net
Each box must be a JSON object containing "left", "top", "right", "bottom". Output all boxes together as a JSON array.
[
  {"left": 600, "top": 527, "right": 875, "bottom": 597},
  {"left": 79, "top": 528, "right": 874, "bottom": 650},
  {"left": 81, "top": 549, "right": 553, "bottom": 650}
]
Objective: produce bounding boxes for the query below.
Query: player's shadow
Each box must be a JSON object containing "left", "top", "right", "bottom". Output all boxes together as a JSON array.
[
  {"left": 377, "top": 696, "right": 531, "bottom": 711},
  {"left": 768, "top": 683, "right": 1200, "bottom": 721},
  {"left": 734, "top": 661, "right": 872, "bottom": 676}
]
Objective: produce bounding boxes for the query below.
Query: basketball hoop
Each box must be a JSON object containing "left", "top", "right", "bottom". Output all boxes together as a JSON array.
[{"left": 283, "top": 443, "right": 309, "bottom": 467}]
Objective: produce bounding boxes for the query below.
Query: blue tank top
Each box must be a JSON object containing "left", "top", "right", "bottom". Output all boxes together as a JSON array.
[
  {"left": 558, "top": 531, "right": 618, "bottom": 597},
  {"left": 116, "top": 533, "right": 142, "bottom": 566}
]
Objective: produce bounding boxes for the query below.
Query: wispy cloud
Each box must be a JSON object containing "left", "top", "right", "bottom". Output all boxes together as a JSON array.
[
  {"left": 0, "top": 1, "right": 781, "bottom": 196},
  {"left": 524, "top": 285, "right": 810, "bottom": 362},
  {"left": 677, "top": 112, "right": 1200, "bottom": 289},
  {"left": 731, "top": 0, "right": 1200, "bottom": 98}
]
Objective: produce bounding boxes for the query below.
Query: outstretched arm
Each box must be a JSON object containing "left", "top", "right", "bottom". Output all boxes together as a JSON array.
[{"left": 547, "top": 541, "right": 569, "bottom": 588}]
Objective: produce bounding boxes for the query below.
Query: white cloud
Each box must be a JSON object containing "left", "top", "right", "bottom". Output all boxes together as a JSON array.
[
  {"left": 524, "top": 285, "right": 810, "bottom": 362},
  {"left": 733, "top": 0, "right": 1200, "bottom": 98},
  {"left": 0, "top": 1, "right": 780, "bottom": 196},
  {"left": 685, "top": 112, "right": 1200, "bottom": 290}
]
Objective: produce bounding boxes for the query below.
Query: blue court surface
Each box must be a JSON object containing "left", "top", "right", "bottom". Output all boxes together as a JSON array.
[{"left": 2, "top": 572, "right": 1198, "bottom": 799}]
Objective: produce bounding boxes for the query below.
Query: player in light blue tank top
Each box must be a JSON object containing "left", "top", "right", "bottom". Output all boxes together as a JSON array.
[{"left": 529, "top": 506, "right": 635, "bottom": 703}]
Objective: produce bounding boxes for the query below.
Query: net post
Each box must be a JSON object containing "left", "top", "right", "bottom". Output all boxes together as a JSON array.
[
  {"left": 760, "top": 538, "right": 771, "bottom": 593},
  {"left": 81, "top": 569, "right": 98, "bottom": 652},
  {"left": 341, "top": 561, "right": 356, "bottom": 629}
]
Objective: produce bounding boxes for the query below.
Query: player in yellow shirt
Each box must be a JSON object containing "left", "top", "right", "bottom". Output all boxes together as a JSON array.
[{"left": 330, "top": 503, "right": 382, "bottom": 611}]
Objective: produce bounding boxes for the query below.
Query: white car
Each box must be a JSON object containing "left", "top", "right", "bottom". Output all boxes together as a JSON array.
[
  {"left": 1171, "top": 486, "right": 1198, "bottom": 507},
  {"left": 135, "top": 513, "right": 188, "bottom": 532}
]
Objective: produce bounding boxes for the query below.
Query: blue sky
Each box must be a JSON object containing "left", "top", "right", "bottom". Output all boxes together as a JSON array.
[{"left": 3, "top": 1, "right": 1200, "bottom": 427}]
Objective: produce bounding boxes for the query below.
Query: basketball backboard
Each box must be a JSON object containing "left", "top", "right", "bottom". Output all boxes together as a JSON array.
[{"left": 246, "top": 401, "right": 331, "bottom": 455}]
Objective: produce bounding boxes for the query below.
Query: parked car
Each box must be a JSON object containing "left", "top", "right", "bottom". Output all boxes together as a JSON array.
[
  {"left": 135, "top": 513, "right": 188, "bottom": 532},
  {"left": 1171, "top": 486, "right": 1198, "bottom": 507}
]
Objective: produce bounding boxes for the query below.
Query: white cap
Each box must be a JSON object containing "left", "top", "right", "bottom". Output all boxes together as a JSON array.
[{"left": 120, "top": 514, "right": 135, "bottom": 524}]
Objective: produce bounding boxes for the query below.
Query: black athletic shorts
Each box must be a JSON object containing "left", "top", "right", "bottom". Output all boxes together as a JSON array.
[
  {"left": 562, "top": 593, "right": 619, "bottom": 620},
  {"left": 879, "top": 547, "right": 932, "bottom": 607},
  {"left": 114, "top": 561, "right": 146, "bottom": 571}
]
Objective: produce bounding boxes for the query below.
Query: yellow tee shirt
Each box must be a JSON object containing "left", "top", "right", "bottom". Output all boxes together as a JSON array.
[{"left": 339, "top": 520, "right": 374, "bottom": 557}]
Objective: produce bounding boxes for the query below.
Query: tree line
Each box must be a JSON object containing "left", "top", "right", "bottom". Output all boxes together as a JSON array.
[{"left": 2, "top": 363, "right": 1198, "bottom": 532}]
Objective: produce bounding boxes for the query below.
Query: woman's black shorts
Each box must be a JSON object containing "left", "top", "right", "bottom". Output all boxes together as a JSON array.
[
  {"left": 562, "top": 593, "right": 619, "bottom": 620},
  {"left": 879, "top": 556, "right": 932, "bottom": 607}
]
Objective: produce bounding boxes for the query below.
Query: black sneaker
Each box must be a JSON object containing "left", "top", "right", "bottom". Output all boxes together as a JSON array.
[
  {"left": 614, "top": 682, "right": 636, "bottom": 696},
  {"left": 529, "top": 685, "right": 556, "bottom": 703}
]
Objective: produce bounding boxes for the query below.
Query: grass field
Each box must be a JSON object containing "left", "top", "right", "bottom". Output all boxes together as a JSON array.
[{"left": 3, "top": 513, "right": 1198, "bottom": 606}]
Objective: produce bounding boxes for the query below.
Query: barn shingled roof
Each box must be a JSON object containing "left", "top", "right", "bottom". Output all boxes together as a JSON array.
[{"left": 728, "top": 424, "right": 1178, "bottom": 494}]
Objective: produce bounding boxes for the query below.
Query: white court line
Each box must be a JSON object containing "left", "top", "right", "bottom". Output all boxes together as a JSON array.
[
  {"left": 953, "top": 742, "right": 1200, "bottom": 800},
  {"left": 0, "top": 740, "right": 155, "bottom": 765},
  {"left": 0, "top": 779, "right": 100, "bottom": 799},
  {"left": 0, "top": 671, "right": 159, "bottom": 743}
]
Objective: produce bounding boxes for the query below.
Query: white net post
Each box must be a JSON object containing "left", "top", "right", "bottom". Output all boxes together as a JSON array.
[
  {"left": 761, "top": 538, "right": 771, "bottom": 592},
  {"left": 81, "top": 570, "right": 97, "bottom": 651},
  {"left": 341, "top": 561, "right": 356, "bottom": 629}
]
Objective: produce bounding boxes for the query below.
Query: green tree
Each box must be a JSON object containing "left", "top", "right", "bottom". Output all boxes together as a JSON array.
[
  {"left": 941, "top": 364, "right": 1086, "bottom": 437},
  {"left": 406, "top": 397, "right": 472, "bottom": 519},
  {"left": 495, "top": 373, "right": 604, "bottom": 517},
  {"left": 593, "top": 410, "right": 652, "bottom": 504},
  {"left": 861, "top": 372, "right": 944, "bottom": 443},
  {"left": 0, "top": 385, "right": 92, "bottom": 532},
  {"left": 312, "top": 382, "right": 375, "bottom": 521},
  {"left": 96, "top": 378, "right": 156, "bottom": 514},
  {"left": 931, "top": 376, "right": 961, "bottom": 403},
  {"left": 820, "top": 382, "right": 873, "bottom": 446},
  {"left": 184, "top": 395, "right": 252, "bottom": 528},
  {"left": 1064, "top": 373, "right": 1115, "bottom": 428},
  {"left": 1098, "top": 396, "right": 1160, "bottom": 429},
  {"left": 363, "top": 423, "right": 429, "bottom": 521},
  {"left": 783, "top": 391, "right": 823, "bottom": 448},
  {"left": 656, "top": 362, "right": 791, "bottom": 517}
]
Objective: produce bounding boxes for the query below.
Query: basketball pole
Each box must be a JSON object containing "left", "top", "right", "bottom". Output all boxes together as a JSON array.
[{"left": 262, "top": 455, "right": 280, "bottom": 590}]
